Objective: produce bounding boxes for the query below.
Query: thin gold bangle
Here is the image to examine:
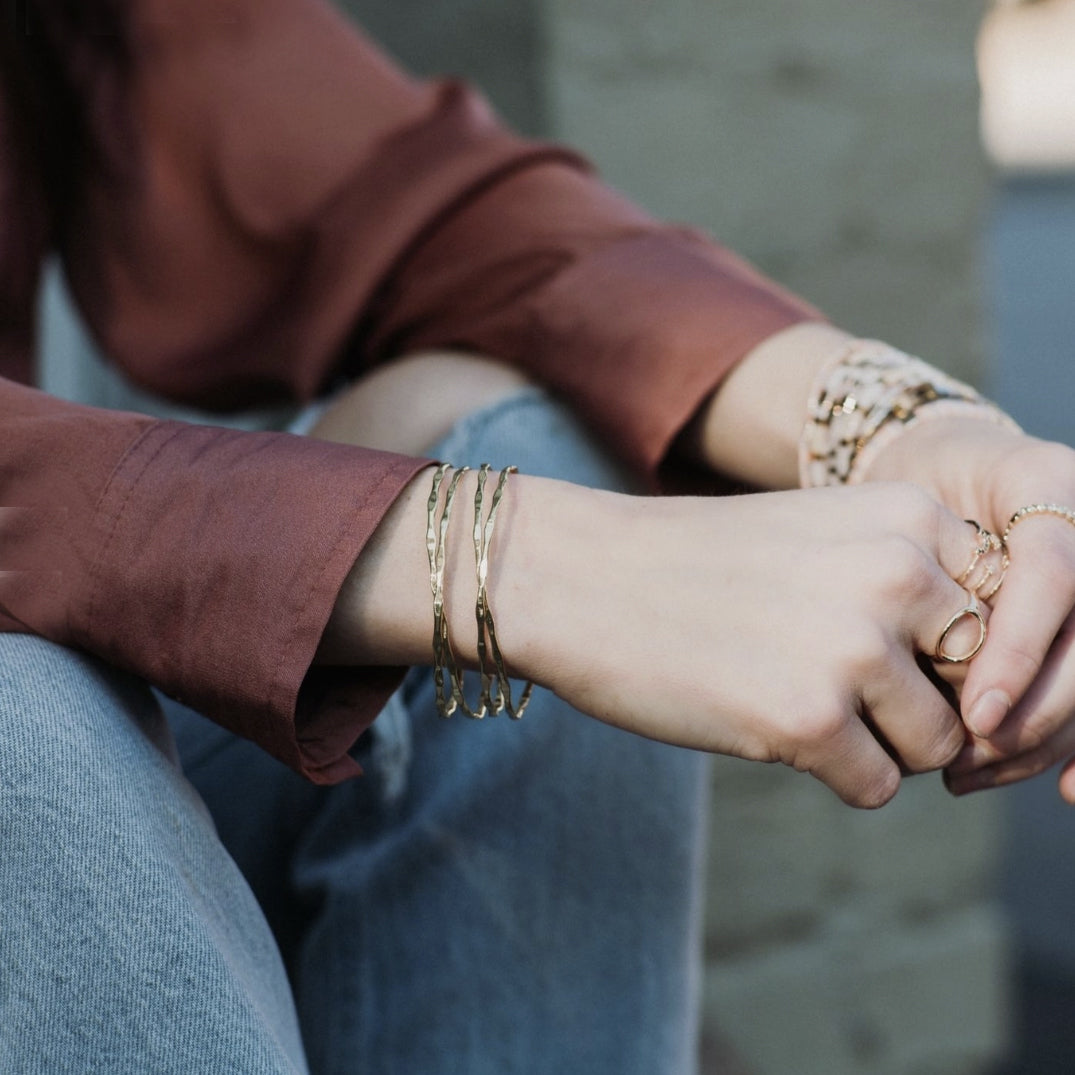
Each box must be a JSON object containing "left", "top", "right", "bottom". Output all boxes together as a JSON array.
[
  {"left": 427, "top": 462, "right": 532, "bottom": 720},
  {"left": 428, "top": 464, "right": 486, "bottom": 719},
  {"left": 477, "top": 465, "right": 533, "bottom": 719}
]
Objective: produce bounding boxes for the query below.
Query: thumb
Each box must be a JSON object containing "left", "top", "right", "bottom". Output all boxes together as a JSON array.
[{"left": 962, "top": 528, "right": 1075, "bottom": 737}]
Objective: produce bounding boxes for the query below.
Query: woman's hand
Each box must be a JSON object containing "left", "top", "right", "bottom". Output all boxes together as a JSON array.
[
  {"left": 489, "top": 477, "right": 984, "bottom": 808},
  {"left": 859, "top": 419, "right": 1075, "bottom": 801},
  {"left": 324, "top": 456, "right": 982, "bottom": 808},
  {"left": 684, "top": 320, "right": 1075, "bottom": 802},
  {"left": 313, "top": 346, "right": 992, "bottom": 809}
]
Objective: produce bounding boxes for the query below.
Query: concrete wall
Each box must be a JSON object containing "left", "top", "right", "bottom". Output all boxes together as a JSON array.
[
  {"left": 342, "top": 0, "right": 548, "bottom": 136},
  {"left": 545, "top": 0, "right": 991, "bottom": 384}
]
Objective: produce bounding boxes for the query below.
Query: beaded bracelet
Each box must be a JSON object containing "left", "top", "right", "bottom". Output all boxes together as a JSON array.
[{"left": 798, "top": 339, "right": 1021, "bottom": 488}]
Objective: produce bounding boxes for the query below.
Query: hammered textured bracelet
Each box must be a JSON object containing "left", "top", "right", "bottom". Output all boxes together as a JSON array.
[
  {"left": 427, "top": 463, "right": 472, "bottom": 718},
  {"left": 798, "top": 339, "right": 1021, "bottom": 488},
  {"left": 426, "top": 462, "right": 532, "bottom": 720},
  {"left": 473, "top": 464, "right": 533, "bottom": 719}
]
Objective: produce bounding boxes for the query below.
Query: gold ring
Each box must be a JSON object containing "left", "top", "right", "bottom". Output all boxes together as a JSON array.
[
  {"left": 1003, "top": 503, "right": 1075, "bottom": 543},
  {"left": 934, "top": 595, "right": 987, "bottom": 664},
  {"left": 957, "top": 520, "right": 1009, "bottom": 601}
]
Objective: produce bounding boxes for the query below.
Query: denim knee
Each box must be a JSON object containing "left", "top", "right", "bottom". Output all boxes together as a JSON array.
[
  {"left": 0, "top": 634, "right": 308, "bottom": 1073},
  {"left": 0, "top": 633, "right": 175, "bottom": 787},
  {"left": 431, "top": 386, "right": 638, "bottom": 493}
]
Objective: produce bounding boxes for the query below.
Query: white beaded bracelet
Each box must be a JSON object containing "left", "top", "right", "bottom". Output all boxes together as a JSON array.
[{"left": 798, "top": 339, "right": 1021, "bottom": 488}]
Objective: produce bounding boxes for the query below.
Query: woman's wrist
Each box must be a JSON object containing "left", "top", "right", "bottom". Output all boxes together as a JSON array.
[
  {"left": 681, "top": 321, "right": 854, "bottom": 490},
  {"left": 315, "top": 463, "right": 605, "bottom": 698},
  {"left": 317, "top": 467, "right": 441, "bottom": 669}
]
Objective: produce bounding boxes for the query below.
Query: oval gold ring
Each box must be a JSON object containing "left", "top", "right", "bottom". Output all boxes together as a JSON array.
[{"left": 934, "top": 596, "right": 987, "bottom": 664}]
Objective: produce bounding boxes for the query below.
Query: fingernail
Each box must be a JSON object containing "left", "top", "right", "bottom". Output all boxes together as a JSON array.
[
  {"left": 945, "top": 768, "right": 997, "bottom": 797},
  {"left": 945, "top": 746, "right": 979, "bottom": 776},
  {"left": 966, "top": 689, "right": 1011, "bottom": 739}
]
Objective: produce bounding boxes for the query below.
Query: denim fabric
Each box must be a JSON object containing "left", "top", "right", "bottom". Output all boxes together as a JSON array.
[
  {"left": 3, "top": 390, "right": 709, "bottom": 1073},
  {"left": 0, "top": 636, "right": 308, "bottom": 1074}
]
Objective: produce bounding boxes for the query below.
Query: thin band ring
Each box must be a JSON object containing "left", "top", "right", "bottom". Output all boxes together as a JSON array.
[
  {"left": 934, "top": 596, "right": 987, "bottom": 664},
  {"left": 957, "top": 519, "right": 1009, "bottom": 602},
  {"left": 1003, "top": 503, "right": 1075, "bottom": 543}
]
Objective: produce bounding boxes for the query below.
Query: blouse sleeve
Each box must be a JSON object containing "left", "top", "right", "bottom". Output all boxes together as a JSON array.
[
  {"left": 55, "top": 0, "right": 821, "bottom": 471},
  {"left": 0, "top": 374, "right": 428, "bottom": 783},
  {"left": 1, "top": 0, "right": 821, "bottom": 782}
]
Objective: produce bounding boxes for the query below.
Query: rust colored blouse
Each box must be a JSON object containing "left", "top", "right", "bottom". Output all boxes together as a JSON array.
[{"left": 0, "top": 0, "right": 818, "bottom": 782}]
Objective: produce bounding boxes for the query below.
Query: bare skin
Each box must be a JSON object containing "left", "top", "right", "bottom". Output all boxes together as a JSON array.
[
  {"left": 309, "top": 318, "right": 1075, "bottom": 805},
  {"left": 310, "top": 333, "right": 1000, "bottom": 809}
]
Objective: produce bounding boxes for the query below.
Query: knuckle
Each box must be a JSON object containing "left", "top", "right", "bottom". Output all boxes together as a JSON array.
[
  {"left": 871, "top": 536, "right": 935, "bottom": 604},
  {"left": 847, "top": 765, "right": 901, "bottom": 810},
  {"left": 843, "top": 623, "right": 895, "bottom": 678},
  {"left": 1013, "top": 440, "right": 1075, "bottom": 484},
  {"left": 877, "top": 482, "right": 941, "bottom": 535},
  {"left": 792, "top": 698, "right": 849, "bottom": 749},
  {"left": 894, "top": 482, "right": 940, "bottom": 528},
  {"left": 910, "top": 719, "right": 965, "bottom": 773},
  {"left": 1005, "top": 704, "right": 1073, "bottom": 759}
]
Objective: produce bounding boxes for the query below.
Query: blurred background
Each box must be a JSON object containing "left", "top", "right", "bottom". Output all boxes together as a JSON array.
[{"left": 39, "top": 0, "right": 1075, "bottom": 1071}]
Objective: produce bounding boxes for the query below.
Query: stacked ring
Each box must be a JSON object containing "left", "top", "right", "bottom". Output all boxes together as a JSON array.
[{"left": 957, "top": 520, "right": 1008, "bottom": 602}]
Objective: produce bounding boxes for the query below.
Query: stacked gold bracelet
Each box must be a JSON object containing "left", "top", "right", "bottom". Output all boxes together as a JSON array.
[
  {"left": 798, "top": 339, "right": 1021, "bottom": 488},
  {"left": 426, "top": 462, "right": 533, "bottom": 721}
]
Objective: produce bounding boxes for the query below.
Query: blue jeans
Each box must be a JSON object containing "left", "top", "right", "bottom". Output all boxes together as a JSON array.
[{"left": 0, "top": 391, "right": 708, "bottom": 1074}]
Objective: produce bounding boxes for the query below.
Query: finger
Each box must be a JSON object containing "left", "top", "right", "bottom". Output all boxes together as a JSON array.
[
  {"left": 946, "top": 611, "right": 1075, "bottom": 778},
  {"left": 928, "top": 596, "right": 989, "bottom": 669},
  {"left": 1058, "top": 756, "right": 1075, "bottom": 804},
  {"left": 952, "top": 519, "right": 1010, "bottom": 606},
  {"left": 945, "top": 716, "right": 1075, "bottom": 795},
  {"left": 933, "top": 512, "right": 1005, "bottom": 603},
  {"left": 871, "top": 518, "right": 987, "bottom": 761},
  {"left": 962, "top": 519, "right": 1075, "bottom": 738},
  {"left": 863, "top": 656, "right": 965, "bottom": 773},
  {"left": 904, "top": 551, "right": 991, "bottom": 678},
  {"left": 804, "top": 711, "right": 903, "bottom": 809}
]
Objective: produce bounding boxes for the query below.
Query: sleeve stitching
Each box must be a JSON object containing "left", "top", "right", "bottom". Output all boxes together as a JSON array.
[{"left": 84, "top": 422, "right": 185, "bottom": 641}]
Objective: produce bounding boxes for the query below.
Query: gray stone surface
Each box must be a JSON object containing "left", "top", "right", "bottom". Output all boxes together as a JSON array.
[
  {"left": 704, "top": 904, "right": 1010, "bottom": 1075},
  {"left": 546, "top": 0, "right": 991, "bottom": 382},
  {"left": 985, "top": 177, "right": 1075, "bottom": 1075}
]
